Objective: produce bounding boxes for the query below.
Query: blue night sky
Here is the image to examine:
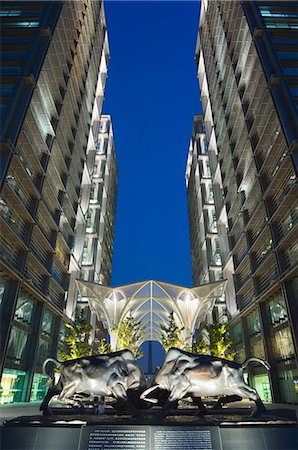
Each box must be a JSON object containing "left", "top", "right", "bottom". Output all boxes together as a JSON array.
[{"left": 103, "top": 1, "right": 202, "bottom": 289}]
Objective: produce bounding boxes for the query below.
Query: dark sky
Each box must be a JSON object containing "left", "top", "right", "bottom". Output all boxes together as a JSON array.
[{"left": 103, "top": 1, "right": 202, "bottom": 289}]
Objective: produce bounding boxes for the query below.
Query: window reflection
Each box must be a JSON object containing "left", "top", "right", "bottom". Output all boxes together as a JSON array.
[
  {"left": 265, "top": 293, "right": 295, "bottom": 360},
  {"left": 6, "top": 326, "right": 29, "bottom": 364},
  {"left": 14, "top": 293, "right": 34, "bottom": 325},
  {"left": 231, "top": 322, "right": 246, "bottom": 363},
  {"left": 247, "top": 309, "right": 265, "bottom": 359}
]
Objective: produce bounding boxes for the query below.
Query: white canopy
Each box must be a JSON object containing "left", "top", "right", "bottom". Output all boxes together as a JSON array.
[{"left": 76, "top": 279, "right": 226, "bottom": 350}]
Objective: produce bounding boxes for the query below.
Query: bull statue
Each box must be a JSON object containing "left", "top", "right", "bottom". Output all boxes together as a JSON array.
[
  {"left": 40, "top": 350, "right": 147, "bottom": 415},
  {"left": 140, "top": 348, "right": 270, "bottom": 415}
]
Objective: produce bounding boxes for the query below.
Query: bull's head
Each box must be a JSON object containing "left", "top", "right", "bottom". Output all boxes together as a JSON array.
[{"left": 140, "top": 348, "right": 193, "bottom": 404}]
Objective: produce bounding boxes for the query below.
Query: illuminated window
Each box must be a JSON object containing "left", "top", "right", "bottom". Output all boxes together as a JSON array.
[
  {"left": 30, "top": 373, "right": 48, "bottom": 402},
  {"left": 265, "top": 293, "right": 295, "bottom": 360},
  {"left": 247, "top": 309, "right": 265, "bottom": 359},
  {"left": 0, "top": 10, "right": 21, "bottom": 17},
  {"left": 2, "top": 21, "right": 40, "bottom": 28},
  {"left": 0, "top": 368, "right": 26, "bottom": 404},
  {"left": 0, "top": 277, "right": 7, "bottom": 306}
]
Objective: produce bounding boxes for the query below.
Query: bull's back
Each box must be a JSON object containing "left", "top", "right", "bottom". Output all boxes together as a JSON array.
[{"left": 186, "top": 365, "right": 245, "bottom": 397}]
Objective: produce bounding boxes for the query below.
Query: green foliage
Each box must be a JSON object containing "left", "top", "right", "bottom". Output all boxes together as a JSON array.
[
  {"left": 193, "top": 322, "right": 236, "bottom": 360},
  {"left": 58, "top": 311, "right": 93, "bottom": 361},
  {"left": 160, "top": 311, "right": 186, "bottom": 352},
  {"left": 192, "top": 336, "right": 208, "bottom": 354},
  {"left": 112, "top": 313, "right": 143, "bottom": 359},
  {"left": 97, "top": 337, "right": 111, "bottom": 354}
]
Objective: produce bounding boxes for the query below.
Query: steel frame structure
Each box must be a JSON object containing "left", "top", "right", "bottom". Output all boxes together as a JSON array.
[{"left": 76, "top": 279, "right": 226, "bottom": 350}]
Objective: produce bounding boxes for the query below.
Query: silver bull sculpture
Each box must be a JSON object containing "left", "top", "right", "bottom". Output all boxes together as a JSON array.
[
  {"left": 140, "top": 348, "right": 270, "bottom": 414},
  {"left": 40, "top": 350, "right": 147, "bottom": 414}
]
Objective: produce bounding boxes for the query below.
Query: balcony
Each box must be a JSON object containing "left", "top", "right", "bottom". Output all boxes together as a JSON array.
[
  {"left": 47, "top": 280, "right": 64, "bottom": 310},
  {"left": 3, "top": 177, "right": 34, "bottom": 222},
  {"left": 24, "top": 263, "right": 47, "bottom": 293},
  {"left": 0, "top": 235, "right": 24, "bottom": 273},
  {"left": 255, "top": 257, "right": 279, "bottom": 296}
]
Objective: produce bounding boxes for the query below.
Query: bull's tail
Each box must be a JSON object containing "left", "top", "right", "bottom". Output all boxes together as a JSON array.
[
  {"left": 42, "top": 358, "right": 61, "bottom": 386},
  {"left": 242, "top": 357, "right": 271, "bottom": 371}
]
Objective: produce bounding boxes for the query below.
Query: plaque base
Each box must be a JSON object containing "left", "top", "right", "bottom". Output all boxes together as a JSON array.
[
  {"left": 1, "top": 406, "right": 297, "bottom": 450},
  {"left": 1, "top": 423, "right": 297, "bottom": 450}
]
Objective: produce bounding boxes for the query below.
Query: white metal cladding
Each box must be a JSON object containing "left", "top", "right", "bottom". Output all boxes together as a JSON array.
[{"left": 76, "top": 279, "right": 226, "bottom": 350}]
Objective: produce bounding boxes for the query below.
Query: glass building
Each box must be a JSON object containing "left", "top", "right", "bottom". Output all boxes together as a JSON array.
[
  {"left": 186, "top": 115, "right": 229, "bottom": 324},
  {"left": 67, "top": 114, "right": 118, "bottom": 340},
  {"left": 0, "top": 1, "right": 115, "bottom": 403},
  {"left": 195, "top": 0, "right": 297, "bottom": 403}
]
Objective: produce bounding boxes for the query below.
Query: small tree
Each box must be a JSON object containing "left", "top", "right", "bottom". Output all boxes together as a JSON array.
[
  {"left": 160, "top": 311, "right": 185, "bottom": 352},
  {"left": 193, "top": 322, "right": 236, "bottom": 360},
  {"left": 58, "top": 311, "right": 93, "bottom": 361},
  {"left": 192, "top": 335, "right": 208, "bottom": 354},
  {"left": 97, "top": 337, "right": 111, "bottom": 354},
  {"left": 206, "top": 322, "right": 236, "bottom": 360},
  {"left": 112, "top": 313, "right": 143, "bottom": 359}
]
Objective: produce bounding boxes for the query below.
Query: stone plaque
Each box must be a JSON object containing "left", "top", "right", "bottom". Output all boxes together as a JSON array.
[
  {"left": 152, "top": 427, "right": 220, "bottom": 450},
  {"left": 80, "top": 426, "right": 149, "bottom": 450}
]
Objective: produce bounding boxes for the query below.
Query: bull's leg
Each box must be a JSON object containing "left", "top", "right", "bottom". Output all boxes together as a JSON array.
[
  {"left": 158, "top": 380, "right": 190, "bottom": 420},
  {"left": 234, "top": 385, "right": 266, "bottom": 416},
  {"left": 212, "top": 394, "right": 242, "bottom": 409},
  {"left": 111, "top": 383, "right": 141, "bottom": 418},
  {"left": 168, "top": 378, "right": 190, "bottom": 403},
  {"left": 192, "top": 396, "right": 207, "bottom": 413},
  {"left": 40, "top": 383, "right": 62, "bottom": 415},
  {"left": 254, "top": 397, "right": 266, "bottom": 411},
  {"left": 58, "top": 381, "right": 81, "bottom": 407}
]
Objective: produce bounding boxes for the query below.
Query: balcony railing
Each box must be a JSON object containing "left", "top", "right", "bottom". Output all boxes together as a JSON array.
[
  {"left": 24, "top": 267, "right": 45, "bottom": 292},
  {"left": 0, "top": 240, "right": 21, "bottom": 271}
]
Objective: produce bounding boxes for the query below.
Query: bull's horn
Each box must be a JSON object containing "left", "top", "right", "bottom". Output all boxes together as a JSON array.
[{"left": 140, "top": 385, "right": 159, "bottom": 404}]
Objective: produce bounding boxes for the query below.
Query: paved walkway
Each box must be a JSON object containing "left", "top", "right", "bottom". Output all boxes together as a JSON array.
[{"left": 0, "top": 402, "right": 41, "bottom": 425}]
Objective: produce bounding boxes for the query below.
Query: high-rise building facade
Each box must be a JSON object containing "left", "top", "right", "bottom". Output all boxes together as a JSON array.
[
  {"left": 81, "top": 115, "right": 117, "bottom": 287},
  {"left": 0, "top": 1, "right": 113, "bottom": 404},
  {"left": 195, "top": 0, "right": 298, "bottom": 403},
  {"left": 186, "top": 115, "right": 227, "bottom": 324},
  {"left": 67, "top": 114, "right": 118, "bottom": 338}
]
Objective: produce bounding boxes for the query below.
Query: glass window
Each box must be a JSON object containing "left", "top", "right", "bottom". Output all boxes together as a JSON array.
[
  {"left": 277, "top": 52, "right": 298, "bottom": 60},
  {"left": 0, "top": 104, "right": 8, "bottom": 117},
  {"left": 0, "top": 10, "right": 21, "bottom": 17},
  {"left": 266, "top": 293, "right": 288, "bottom": 327},
  {"left": 1, "top": 86, "right": 14, "bottom": 96},
  {"left": 265, "top": 293, "right": 295, "bottom": 360},
  {"left": 231, "top": 322, "right": 246, "bottom": 363},
  {"left": 247, "top": 309, "right": 265, "bottom": 359},
  {"left": 276, "top": 361, "right": 298, "bottom": 403},
  {"left": 283, "top": 68, "right": 298, "bottom": 76},
  {"left": 1, "top": 51, "right": 27, "bottom": 59},
  {"left": 41, "top": 309, "right": 56, "bottom": 336},
  {"left": 30, "top": 373, "right": 48, "bottom": 402},
  {"left": 0, "top": 67, "right": 22, "bottom": 75},
  {"left": 0, "top": 277, "right": 7, "bottom": 306},
  {"left": 6, "top": 326, "right": 30, "bottom": 364},
  {"left": 14, "top": 292, "right": 34, "bottom": 325},
  {"left": 0, "top": 368, "right": 26, "bottom": 404},
  {"left": 251, "top": 374, "right": 272, "bottom": 403},
  {"left": 2, "top": 21, "right": 40, "bottom": 28},
  {"left": 35, "top": 339, "right": 52, "bottom": 368}
]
